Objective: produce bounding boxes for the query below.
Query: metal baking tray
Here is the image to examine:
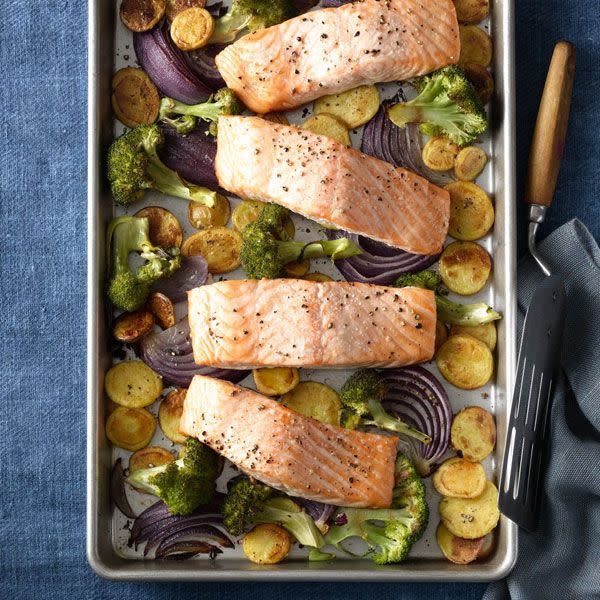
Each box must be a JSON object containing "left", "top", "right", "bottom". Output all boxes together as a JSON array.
[{"left": 87, "top": 0, "right": 518, "bottom": 581}]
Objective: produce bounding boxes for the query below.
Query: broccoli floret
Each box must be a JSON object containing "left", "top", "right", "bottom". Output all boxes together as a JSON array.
[
  {"left": 340, "top": 369, "right": 431, "bottom": 444},
  {"left": 107, "top": 124, "right": 216, "bottom": 207},
  {"left": 106, "top": 216, "right": 181, "bottom": 312},
  {"left": 159, "top": 88, "right": 245, "bottom": 135},
  {"left": 241, "top": 203, "right": 362, "bottom": 279},
  {"left": 126, "top": 438, "right": 219, "bottom": 515},
  {"left": 324, "top": 453, "right": 428, "bottom": 564},
  {"left": 394, "top": 270, "right": 502, "bottom": 326},
  {"left": 388, "top": 66, "right": 487, "bottom": 146},
  {"left": 209, "top": 0, "right": 294, "bottom": 44}
]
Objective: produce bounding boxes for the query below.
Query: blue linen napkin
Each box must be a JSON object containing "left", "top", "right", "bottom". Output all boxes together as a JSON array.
[{"left": 484, "top": 219, "right": 600, "bottom": 600}]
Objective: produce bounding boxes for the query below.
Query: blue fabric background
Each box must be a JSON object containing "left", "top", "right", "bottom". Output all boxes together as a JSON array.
[{"left": 0, "top": 1, "right": 598, "bottom": 598}]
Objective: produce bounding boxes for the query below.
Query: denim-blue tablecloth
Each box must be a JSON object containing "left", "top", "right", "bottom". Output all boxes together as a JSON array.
[{"left": 0, "top": 1, "right": 598, "bottom": 599}]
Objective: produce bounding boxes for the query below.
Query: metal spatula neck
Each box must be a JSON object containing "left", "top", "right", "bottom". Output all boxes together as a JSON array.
[{"left": 528, "top": 205, "right": 552, "bottom": 276}]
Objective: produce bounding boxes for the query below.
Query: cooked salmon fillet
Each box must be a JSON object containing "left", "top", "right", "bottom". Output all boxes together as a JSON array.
[
  {"left": 188, "top": 279, "right": 436, "bottom": 369},
  {"left": 180, "top": 375, "right": 398, "bottom": 507},
  {"left": 216, "top": 0, "right": 460, "bottom": 113},
  {"left": 216, "top": 116, "right": 450, "bottom": 255}
]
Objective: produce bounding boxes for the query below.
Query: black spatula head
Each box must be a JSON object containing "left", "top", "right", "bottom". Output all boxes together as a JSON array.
[{"left": 499, "top": 275, "right": 566, "bottom": 531}]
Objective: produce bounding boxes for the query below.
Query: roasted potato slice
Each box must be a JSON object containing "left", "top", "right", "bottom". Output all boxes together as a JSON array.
[
  {"left": 285, "top": 259, "right": 310, "bottom": 277},
  {"left": 231, "top": 200, "right": 295, "bottom": 238},
  {"left": 451, "top": 406, "right": 496, "bottom": 461},
  {"left": 450, "top": 322, "right": 496, "bottom": 351},
  {"left": 129, "top": 446, "right": 174, "bottom": 491},
  {"left": 134, "top": 206, "right": 183, "bottom": 249},
  {"left": 158, "top": 388, "right": 187, "bottom": 443},
  {"left": 253, "top": 367, "right": 300, "bottom": 396},
  {"left": 462, "top": 63, "right": 494, "bottom": 105},
  {"left": 313, "top": 85, "right": 380, "bottom": 129},
  {"left": 459, "top": 25, "right": 493, "bottom": 67},
  {"left": 446, "top": 181, "right": 494, "bottom": 241},
  {"left": 436, "top": 522, "right": 485, "bottom": 564},
  {"left": 242, "top": 524, "right": 291, "bottom": 564},
  {"left": 454, "top": 146, "right": 488, "bottom": 182},
  {"left": 303, "top": 272, "right": 334, "bottom": 282},
  {"left": 105, "top": 361, "right": 163, "bottom": 408},
  {"left": 188, "top": 194, "right": 231, "bottom": 229},
  {"left": 170, "top": 7, "right": 214, "bottom": 51},
  {"left": 436, "top": 334, "right": 493, "bottom": 389},
  {"left": 147, "top": 292, "right": 176, "bottom": 329},
  {"left": 435, "top": 320, "right": 449, "bottom": 354},
  {"left": 439, "top": 241, "right": 492, "bottom": 295},
  {"left": 112, "top": 309, "right": 155, "bottom": 343},
  {"left": 422, "top": 136, "right": 460, "bottom": 171},
  {"left": 106, "top": 407, "right": 156, "bottom": 451},
  {"left": 166, "top": 0, "right": 206, "bottom": 20},
  {"left": 439, "top": 480, "right": 500, "bottom": 539},
  {"left": 302, "top": 114, "right": 351, "bottom": 147},
  {"left": 181, "top": 227, "right": 242, "bottom": 274},
  {"left": 111, "top": 67, "right": 160, "bottom": 128},
  {"left": 453, "top": 0, "right": 489, "bottom": 24},
  {"left": 120, "top": 0, "right": 166, "bottom": 32},
  {"left": 433, "top": 457, "right": 487, "bottom": 498},
  {"left": 281, "top": 381, "right": 341, "bottom": 425}
]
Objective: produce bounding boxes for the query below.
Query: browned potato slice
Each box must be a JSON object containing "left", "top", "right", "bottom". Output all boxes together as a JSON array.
[
  {"left": 242, "top": 524, "right": 291, "bottom": 564},
  {"left": 170, "top": 7, "right": 214, "bottom": 51},
  {"left": 451, "top": 406, "right": 496, "bottom": 461},
  {"left": 105, "top": 361, "right": 163, "bottom": 408},
  {"left": 181, "top": 227, "right": 242, "bottom": 274},
  {"left": 120, "top": 0, "right": 166, "bottom": 32},
  {"left": 446, "top": 181, "right": 494, "bottom": 241},
  {"left": 422, "top": 137, "right": 460, "bottom": 171},
  {"left": 454, "top": 147, "right": 488, "bottom": 182},
  {"left": 188, "top": 194, "right": 231, "bottom": 229},
  {"left": 111, "top": 68, "right": 160, "bottom": 128},
  {"left": 313, "top": 85, "right": 380, "bottom": 129},
  {"left": 462, "top": 63, "right": 494, "bottom": 105},
  {"left": 134, "top": 206, "right": 183, "bottom": 248},
  {"left": 439, "top": 480, "right": 500, "bottom": 538},
  {"left": 148, "top": 292, "right": 176, "bottom": 329},
  {"left": 253, "top": 368, "right": 300, "bottom": 396},
  {"left": 433, "top": 457, "right": 487, "bottom": 498},
  {"left": 106, "top": 407, "right": 156, "bottom": 451},
  {"left": 112, "top": 309, "right": 155, "bottom": 343},
  {"left": 439, "top": 241, "right": 492, "bottom": 295},
  {"left": 302, "top": 114, "right": 351, "bottom": 147},
  {"left": 262, "top": 113, "right": 290, "bottom": 125},
  {"left": 303, "top": 272, "right": 334, "bottom": 282},
  {"left": 231, "top": 200, "right": 295, "bottom": 237},
  {"left": 158, "top": 388, "right": 187, "bottom": 443},
  {"left": 129, "top": 446, "right": 174, "bottom": 491},
  {"left": 450, "top": 322, "right": 496, "bottom": 351},
  {"left": 436, "top": 522, "right": 485, "bottom": 564},
  {"left": 435, "top": 320, "right": 449, "bottom": 354},
  {"left": 436, "top": 334, "right": 493, "bottom": 389},
  {"left": 453, "top": 0, "right": 489, "bottom": 24},
  {"left": 166, "top": 0, "right": 206, "bottom": 20},
  {"left": 285, "top": 259, "right": 310, "bottom": 277},
  {"left": 459, "top": 26, "right": 493, "bottom": 67},
  {"left": 281, "top": 382, "right": 341, "bottom": 425}
]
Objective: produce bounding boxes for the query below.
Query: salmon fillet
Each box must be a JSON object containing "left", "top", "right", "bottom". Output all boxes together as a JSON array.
[
  {"left": 216, "top": 0, "right": 460, "bottom": 113},
  {"left": 180, "top": 375, "right": 398, "bottom": 507},
  {"left": 216, "top": 116, "right": 450, "bottom": 255},
  {"left": 188, "top": 279, "right": 436, "bottom": 369}
]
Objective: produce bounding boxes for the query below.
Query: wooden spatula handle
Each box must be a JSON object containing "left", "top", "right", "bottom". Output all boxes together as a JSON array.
[{"left": 525, "top": 41, "right": 576, "bottom": 207}]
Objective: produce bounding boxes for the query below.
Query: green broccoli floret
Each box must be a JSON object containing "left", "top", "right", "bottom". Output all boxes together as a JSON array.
[
  {"left": 107, "top": 124, "right": 216, "bottom": 207},
  {"left": 388, "top": 66, "right": 487, "bottom": 146},
  {"left": 241, "top": 203, "right": 362, "bottom": 279},
  {"left": 394, "top": 269, "right": 502, "bottom": 326},
  {"left": 159, "top": 88, "right": 245, "bottom": 135},
  {"left": 340, "top": 369, "right": 431, "bottom": 444},
  {"left": 106, "top": 216, "right": 181, "bottom": 312},
  {"left": 126, "top": 438, "right": 219, "bottom": 515},
  {"left": 324, "top": 453, "right": 428, "bottom": 564},
  {"left": 209, "top": 0, "right": 294, "bottom": 44}
]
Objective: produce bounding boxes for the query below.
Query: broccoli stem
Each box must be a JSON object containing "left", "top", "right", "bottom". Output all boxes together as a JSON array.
[
  {"left": 435, "top": 295, "right": 501, "bottom": 326},
  {"left": 161, "top": 98, "right": 224, "bottom": 124},
  {"left": 363, "top": 398, "right": 432, "bottom": 445},
  {"left": 255, "top": 504, "right": 326, "bottom": 549},
  {"left": 209, "top": 13, "right": 251, "bottom": 44}
]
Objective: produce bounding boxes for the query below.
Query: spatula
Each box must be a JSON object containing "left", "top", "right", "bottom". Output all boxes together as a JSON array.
[{"left": 498, "top": 41, "right": 576, "bottom": 532}]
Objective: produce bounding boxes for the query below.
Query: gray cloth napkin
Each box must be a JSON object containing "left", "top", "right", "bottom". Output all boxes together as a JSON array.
[{"left": 484, "top": 219, "right": 600, "bottom": 600}]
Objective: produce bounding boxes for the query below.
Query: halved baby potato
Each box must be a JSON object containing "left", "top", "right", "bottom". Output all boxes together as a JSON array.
[
  {"left": 181, "top": 227, "right": 242, "bottom": 274},
  {"left": 436, "top": 522, "right": 485, "bottom": 564},
  {"left": 439, "top": 241, "right": 492, "bottom": 295},
  {"left": 106, "top": 406, "right": 156, "bottom": 451},
  {"left": 147, "top": 292, "right": 176, "bottom": 329},
  {"left": 304, "top": 272, "right": 334, "bottom": 282},
  {"left": 459, "top": 25, "right": 493, "bottom": 67},
  {"left": 433, "top": 457, "right": 487, "bottom": 498},
  {"left": 112, "top": 309, "right": 155, "bottom": 343},
  {"left": 302, "top": 114, "right": 351, "bottom": 147},
  {"left": 436, "top": 334, "right": 493, "bottom": 390},
  {"left": 422, "top": 136, "right": 460, "bottom": 171},
  {"left": 120, "top": 0, "right": 166, "bottom": 32},
  {"left": 129, "top": 446, "right": 174, "bottom": 491},
  {"left": 313, "top": 85, "right": 380, "bottom": 129},
  {"left": 462, "top": 63, "right": 495, "bottom": 105},
  {"left": 285, "top": 259, "right": 310, "bottom": 277},
  {"left": 446, "top": 181, "right": 494, "bottom": 241},
  {"left": 454, "top": 146, "right": 488, "bottom": 182},
  {"left": 281, "top": 381, "right": 341, "bottom": 425},
  {"left": 242, "top": 523, "right": 291, "bottom": 564},
  {"left": 232, "top": 200, "right": 295, "bottom": 238},
  {"left": 188, "top": 194, "right": 231, "bottom": 229},
  {"left": 134, "top": 206, "right": 183, "bottom": 249},
  {"left": 439, "top": 480, "right": 500, "bottom": 539},
  {"left": 170, "top": 7, "right": 214, "bottom": 51},
  {"left": 253, "top": 367, "right": 300, "bottom": 396},
  {"left": 435, "top": 320, "right": 449, "bottom": 354},
  {"left": 158, "top": 388, "right": 187, "bottom": 443},
  {"left": 166, "top": 0, "right": 206, "bottom": 21},
  {"left": 105, "top": 361, "right": 163, "bottom": 408},
  {"left": 453, "top": 0, "right": 489, "bottom": 25},
  {"left": 450, "top": 322, "right": 497, "bottom": 351},
  {"left": 451, "top": 406, "right": 496, "bottom": 461},
  {"left": 112, "top": 67, "right": 160, "bottom": 128}
]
